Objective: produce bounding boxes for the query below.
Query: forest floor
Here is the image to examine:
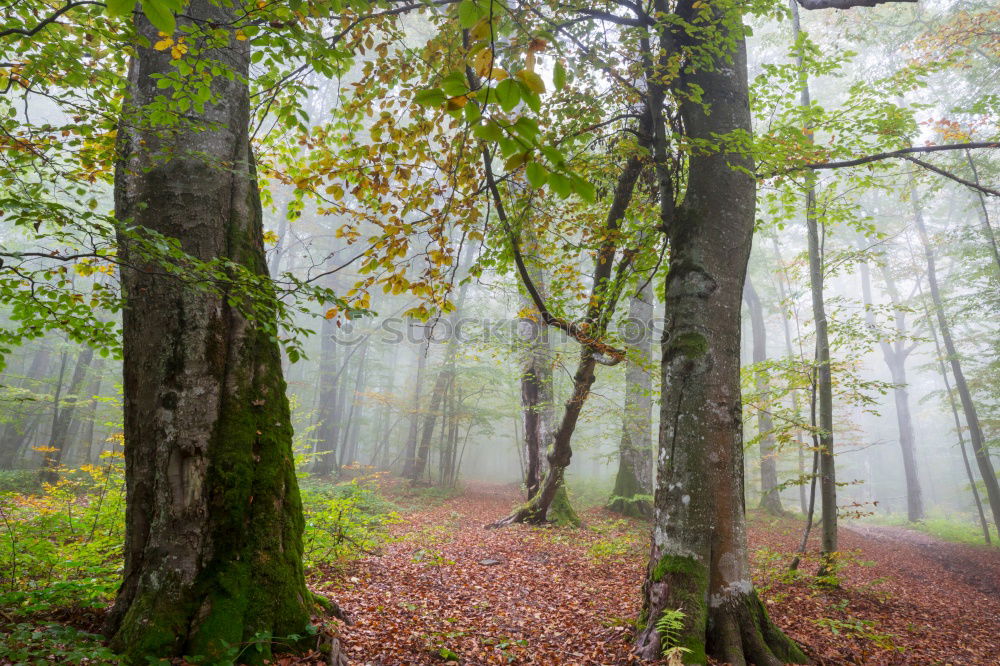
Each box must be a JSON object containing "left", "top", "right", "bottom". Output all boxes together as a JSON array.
[{"left": 314, "top": 481, "right": 1000, "bottom": 666}]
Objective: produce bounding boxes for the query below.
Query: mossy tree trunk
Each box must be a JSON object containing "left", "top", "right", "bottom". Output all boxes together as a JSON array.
[
  {"left": 634, "top": 2, "right": 805, "bottom": 663},
  {"left": 742, "top": 276, "right": 783, "bottom": 516},
  {"left": 609, "top": 280, "right": 654, "bottom": 519},
  {"left": 104, "top": 3, "right": 315, "bottom": 662}
]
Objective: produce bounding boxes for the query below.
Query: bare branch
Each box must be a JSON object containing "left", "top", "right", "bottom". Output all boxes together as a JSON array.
[
  {"left": 902, "top": 155, "right": 1000, "bottom": 198},
  {"left": 797, "top": 142, "right": 1000, "bottom": 171},
  {"left": 0, "top": 1, "right": 105, "bottom": 40}
]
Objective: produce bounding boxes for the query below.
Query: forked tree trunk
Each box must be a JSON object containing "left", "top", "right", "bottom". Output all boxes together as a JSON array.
[
  {"left": 609, "top": 280, "right": 654, "bottom": 519},
  {"left": 635, "top": 3, "right": 805, "bottom": 662},
  {"left": 104, "top": 3, "right": 315, "bottom": 661},
  {"left": 858, "top": 260, "right": 924, "bottom": 521},
  {"left": 743, "top": 276, "right": 783, "bottom": 515}
]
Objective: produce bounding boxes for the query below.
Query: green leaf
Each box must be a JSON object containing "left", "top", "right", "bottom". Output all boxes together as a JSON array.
[
  {"left": 414, "top": 88, "right": 446, "bottom": 107},
  {"left": 457, "top": 0, "right": 480, "bottom": 29},
  {"left": 105, "top": 0, "right": 135, "bottom": 18},
  {"left": 473, "top": 120, "right": 503, "bottom": 143},
  {"left": 553, "top": 59, "right": 567, "bottom": 90},
  {"left": 526, "top": 161, "right": 547, "bottom": 188},
  {"left": 513, "top": 116, "right": 539, "bottom": 141},
  {"left": 519, "top": 82, "right": 541, "bottom": 112},
  {"left": 548, "top": 172, "right": 571, "bottom": 198},
  {"left": 571, "top": 176, "right": 595, "bottom": 202},
  {"left": 140, "top": 0, "right": 176, "bottom": 34},
  {"left": 440, "top": 71, "right": 468, "bottom": 97},
  {"left": 494, "top": 79, "right": 520, "bottom": 112}
]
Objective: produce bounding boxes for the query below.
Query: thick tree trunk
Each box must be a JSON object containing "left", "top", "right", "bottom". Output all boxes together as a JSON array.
[
  {"left": 743, "top": 276, "right": 783, "bottom": 515},
  {"left": 911, "top": 185, "right": 1000, "bottom": 534},
  {"left": 104, "top": 3, "right": 315, "bottom": 661},
  {"left": 609, "top": 280, "right": 654, "bottom": 519},
  {"left": 635, "top": 3, "right": 805, "bottom": 662},
  {"left": 858, "top": 261, "right": 924, "bottom": 521}
]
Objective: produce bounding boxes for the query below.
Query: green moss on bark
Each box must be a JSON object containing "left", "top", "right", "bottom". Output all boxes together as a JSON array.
[
  {"left": 549, "top": 484, "right": 580, "bottom": 527},
  {"left": 649, "top": 554, "right": 710, "bottom": 664},
  {"left": 668, "top": 332, "right": 708, "bottom": 358}
]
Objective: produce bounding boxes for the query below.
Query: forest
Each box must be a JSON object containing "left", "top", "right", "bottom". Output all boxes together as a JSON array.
[{"left": 1, "top": 0, "right": 998, "bottom": 664}]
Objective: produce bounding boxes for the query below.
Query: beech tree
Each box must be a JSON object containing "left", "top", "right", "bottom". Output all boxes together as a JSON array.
[{"left": 103, "top": 2, "right": 316, "bottom": 660}]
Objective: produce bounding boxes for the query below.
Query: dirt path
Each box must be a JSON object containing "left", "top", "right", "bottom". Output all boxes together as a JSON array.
[{"left": 319, "top": 484, "right": 1000, "bottom": 665}]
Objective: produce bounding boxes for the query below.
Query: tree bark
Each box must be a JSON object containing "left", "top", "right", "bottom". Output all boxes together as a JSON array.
[
  {"left": 858, "top": 260, "right": 924, "bottom": 521},
  {"left": 635, "top": 2, "right": 805, "bottom": 662},
  {"left": 910, "top": 183, "right": 1000, "bottom": 534},
  {"left": 609, "top": 279, "right": 654, "bottom": 518},
  {"left": 743, "top": 276, "right": 783, "bottom": 515},
  {"left": 41, "top": 345, "right": 94, "bottom": 482},
  {"left": 104, "top": 3, "right": 314, "bottom": 660}
]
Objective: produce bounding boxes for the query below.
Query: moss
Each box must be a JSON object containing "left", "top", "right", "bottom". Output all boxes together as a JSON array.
[
  {"left": 669, "top": 332, "right": 708, "bottom": 359},
  {"left": 650, "top": 554, "right": 710, "bottom": 664},
  {"left": 607, "top": 454, "right": 652, "bottom": 519},
  {"left": 744, "top": 590, "right": 808, "bottom": 664},
  {"left": 549, "top": 484, "right": 581, "bottom": 527}
]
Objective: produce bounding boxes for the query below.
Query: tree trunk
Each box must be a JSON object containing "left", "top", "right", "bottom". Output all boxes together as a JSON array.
[
  {"left": 41, "top": 345, "right": 94, "bottom": 482},
  {"left": 0, "top": 345, "right": 51, "bottom": 469},
  {"left": 517, "top": 220, "right": 554, "bottom": 500},
  {"left": 104, "top": 3, "right": 314, "bottom": 661},
  {"left": 919, "top": 285, "right": 992, "bottom": 543},
  {"left": 911, "top": 183, "right": 1000, "bottom": 534},
  {"left": 401, "top": 325, "right": 428, "bottom": 477},
  {"left": 313, "top": 315, "right": 342, "bottom": 477},
  {"left": 743, "top": 276, "right": 783, "bottom": 515},
  {"left": 635, "top": 3, "right": 805, "bottom": 662},
  {"left": 609, "top": 279, "right": 654, "bottom": 519},
  {"left": 858, "top": 260, "right": 924, "bottom": 521}
]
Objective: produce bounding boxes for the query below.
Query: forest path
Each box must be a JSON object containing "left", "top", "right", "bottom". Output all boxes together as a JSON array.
[
  {"left": 320, "top": 483, "right": 1000, "bottom": 665},
  {"left": 844, "top": 522, "right": 1000, "bottom": 597}
]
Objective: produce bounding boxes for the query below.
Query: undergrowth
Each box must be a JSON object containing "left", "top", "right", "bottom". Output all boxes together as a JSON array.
[{"left": 1, "top": 454, "right": 399, "bottom": 663}]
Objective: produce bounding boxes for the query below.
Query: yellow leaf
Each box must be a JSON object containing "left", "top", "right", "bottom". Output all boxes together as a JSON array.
[
  {"left": 516, "top": 69, "right": 545, "bottom": 94},
  {"left": 153, "top": 37, "right": 173, "bottom": 51},
  {"left": 473, "top": 48, "right": 493, "bottom": 78},
  {"left": 447, "top": 95, "right": 469, "bottom": 110},
  {"left": 324, "top": 307, "right": 338, "bottom": 319},
  {"left": 235, "top": 29, "right": 247, "bottom": 41}
]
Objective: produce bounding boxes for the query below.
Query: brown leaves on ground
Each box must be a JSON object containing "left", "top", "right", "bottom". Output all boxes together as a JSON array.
[{"left": 314, "top": 483, "right": 1000, "bottom": 665}]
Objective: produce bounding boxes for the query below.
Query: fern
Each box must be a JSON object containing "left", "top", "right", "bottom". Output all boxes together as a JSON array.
[{"left": 655, "top": 608, "right": 686, "bottom": 652}]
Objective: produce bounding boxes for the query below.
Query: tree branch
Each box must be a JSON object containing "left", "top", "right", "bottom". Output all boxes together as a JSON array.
[
  {"left": 902, "top": 155, "right": 1000, "bottom": 198},
  {"left": 0, "top": 1, "right": 105, "bottom": 40},
  {"left": 796, "top": 0, "right": 915, "bottom": 9},
  {"left": 797, "top": 142, "right": 999, "bottom": 171}
]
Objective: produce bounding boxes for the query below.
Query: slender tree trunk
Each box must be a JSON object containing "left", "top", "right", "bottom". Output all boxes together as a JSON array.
[
  {"left": 743, "top": 276, "right": 783, "bottom": 515},
  {"left": 492, "top": 129, "right": 648, "bottom": 527},
  {"left": 771, "top": 238, "right": 809, "bottom": 514},
  {"left": 41, "top": 346, "right": 94, "bottom": 482},
  {"left": 609, "top": 279, "right": 654, "bottom": 518},
  {"left": 104, "top": 4, "right": 315, "bottom": 660},
  {"left": 858, "top": 260, "right": 924, "bottom": 521},
  {"left": 339, "top": 338, "right": 369, "bottom": 470},
  {"left": 0, "top": 346, "right": 51, "bottom": 469},
  {"left": 313, "top": 315, "right": 342, "bottom": 477},
  {"left": 911, "top": 185, "right": 1000, "bottom": 533},
  {"left": 401, "top": 325, "right": 428, "bottom": 477},
  {"left": 635, "top": 3, "right": 805, "bottom": 662},
  {"left": 789, "top": 0, "right": 838, "bottom": 571},
  {"left": 408, "top": 244, "right": 476, "bottom": 483},
  {"left": 919, "top": 286, "right": 991, "bottom": 543},
  {"left": 964, "top": 149, "right": 1000, "bottom": 279}
]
